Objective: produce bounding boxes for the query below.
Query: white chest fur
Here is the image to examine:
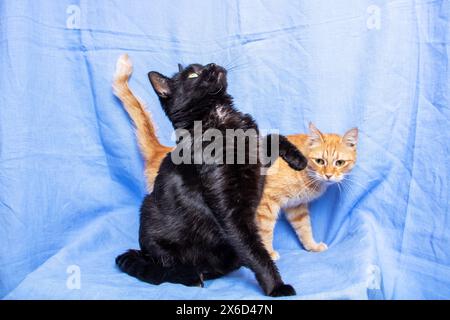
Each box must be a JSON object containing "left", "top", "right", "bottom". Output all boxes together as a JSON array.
[
  {"left": 282, "top": 184, "right": 327, "bottom": 209},
  {"left": 215, "top": 105, "right": 228, "bottom": 120},
  {"left": 284, "top": 196, "right": 307, "bottom": 208}
]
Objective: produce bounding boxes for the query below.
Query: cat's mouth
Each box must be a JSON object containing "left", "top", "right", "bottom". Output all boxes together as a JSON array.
[
  {"left": 307, "top": 168, "right": 341, "bottom": 185},
  {"left": 207, "top": 68, "right": 227, "bottom": 95},
  {"left": 321, "top": 176, "right": 343, "bottom": 184}
]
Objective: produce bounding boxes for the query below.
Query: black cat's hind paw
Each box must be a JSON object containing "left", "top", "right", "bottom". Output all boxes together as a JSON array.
[
  {"left": 269, "top": 284, "right": 297, "bottom": 297},
  {"left": 115, "top": 249, "right": 141, "bottom": 269}
]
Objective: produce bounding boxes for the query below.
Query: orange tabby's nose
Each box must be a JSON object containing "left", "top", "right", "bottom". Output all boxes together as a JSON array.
[{"left": 325, "top": 174, "right": 332, "bottom": 179}]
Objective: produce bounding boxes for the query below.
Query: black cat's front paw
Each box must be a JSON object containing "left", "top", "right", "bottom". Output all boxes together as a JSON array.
[
  {"left": 285, "top": 149, "right": 307, "bottom": 171},
  {"left": 269, "top": 284, "right": 296, "bottom": 297}
]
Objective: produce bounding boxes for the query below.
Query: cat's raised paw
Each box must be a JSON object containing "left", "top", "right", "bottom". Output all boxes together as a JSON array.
[
  {"left": 286, "top": 149, "right": 308, "bottom": 171},
  {"left": 307, "top": 242, "right": 328, "bottom": 252},
  {"left": 269, "top": 284, "right": 296, "bottom": 297}
]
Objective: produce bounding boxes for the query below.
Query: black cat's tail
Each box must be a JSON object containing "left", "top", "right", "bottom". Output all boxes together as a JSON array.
[
  {"left": 115, "top": 249, "right": 204, "bottom": 287},
  {"left": 263, "top": 134, "right": 308, "bottom": 171}
]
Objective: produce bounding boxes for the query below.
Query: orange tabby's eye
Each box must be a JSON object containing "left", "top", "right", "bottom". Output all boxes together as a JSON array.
[
  {"left": 314, "top": 158, "right": 325, "bottom": 165},
  {"left": 335, "top": 160, "right": 345, "bottom": 167}
]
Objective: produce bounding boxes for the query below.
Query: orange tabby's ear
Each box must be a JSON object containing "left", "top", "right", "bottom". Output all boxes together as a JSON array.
[
  {"left": 342, "top": 128, "right": 358, "bottom": 148},
  {"left": 308, "top": 122, "right": 324, "bottom": 147}
]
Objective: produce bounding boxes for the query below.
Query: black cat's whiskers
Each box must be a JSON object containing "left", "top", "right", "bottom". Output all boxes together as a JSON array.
[
  {"left": 226, "top": 62, "right": 251, "bottom": 73},
  {"left": 222, "top": 56, "right": 247, "bottom": 68},
  {"left": 222, "top": 57, "right": 251, "bottom": 73},
  {"left": 225, "top": 60, "right": 249, "bottom": 69}
]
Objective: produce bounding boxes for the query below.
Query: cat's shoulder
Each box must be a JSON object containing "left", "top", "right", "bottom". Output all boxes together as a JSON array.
[
  {"left": 286, "top": 133, "right": 308, "bottom": 146},
  {"left": 286, "top": 133, "right": 309, "bottom": 154}
]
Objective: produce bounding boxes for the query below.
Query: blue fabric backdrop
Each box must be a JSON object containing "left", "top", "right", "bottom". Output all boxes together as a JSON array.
[{"left": 1, "top": 0, "right": 449, "bottom": 299}]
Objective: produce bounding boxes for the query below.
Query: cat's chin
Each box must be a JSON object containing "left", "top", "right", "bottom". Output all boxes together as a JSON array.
[{"left": 322, "top": 180, "right": 337, "bottom": 186}]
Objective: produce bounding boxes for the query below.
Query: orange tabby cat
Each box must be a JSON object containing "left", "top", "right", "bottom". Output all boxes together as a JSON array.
[
  {"left": 256, "top": 124, "right": 358, "bottom": 260},
  {"left": 113, "top": 54, "right": 357, "bottom": 261}
]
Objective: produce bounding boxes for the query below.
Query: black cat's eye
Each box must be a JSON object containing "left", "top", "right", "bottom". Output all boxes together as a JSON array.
[
  {"left": 188, "top": 72, "right": 199, "bottom": 79},
  {"left": 314, "top": 158, "right": 325, "bottom": 165},
  {"left": 335, "top": 160, "right": 345, "bottom": 167}
]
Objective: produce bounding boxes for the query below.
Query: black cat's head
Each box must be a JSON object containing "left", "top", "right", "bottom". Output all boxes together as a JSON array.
[{"left": 148, "top": 63, "right": 228, "bottom": 128}]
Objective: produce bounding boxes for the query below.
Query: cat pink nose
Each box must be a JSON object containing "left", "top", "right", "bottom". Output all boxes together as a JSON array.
[{"left": 325, "top": 174, "right": 332, "bottom": 179}]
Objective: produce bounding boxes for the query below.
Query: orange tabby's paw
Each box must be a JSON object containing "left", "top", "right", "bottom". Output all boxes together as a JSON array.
[
  {"left": 306, "top": 242, "right": 328, "bottom": 252},
  {"left": 269, "top": 250, "right": 280, "bottom": 260}
]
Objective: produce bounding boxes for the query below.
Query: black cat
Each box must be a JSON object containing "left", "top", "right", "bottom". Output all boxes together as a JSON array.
[{"left": 116, "top": 62, "right": 307, "bottom": 296}]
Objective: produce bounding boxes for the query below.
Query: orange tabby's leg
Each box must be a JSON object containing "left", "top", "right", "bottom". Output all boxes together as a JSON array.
[
  {"left": 285, "top": 204, "right": 328, "bottom": 252},
  {"left": 256, "top": 201, "right": 280, "bottom": 260}
]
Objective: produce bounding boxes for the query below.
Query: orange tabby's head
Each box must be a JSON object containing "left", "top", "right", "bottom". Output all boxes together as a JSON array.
[{"left": 306, "top": 123, "right": 358, "bottom": 184}]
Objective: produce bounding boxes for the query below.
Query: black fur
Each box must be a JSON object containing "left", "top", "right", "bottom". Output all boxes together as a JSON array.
[{"left": 116, "top": 63, "right": 307, "bottom": 296}]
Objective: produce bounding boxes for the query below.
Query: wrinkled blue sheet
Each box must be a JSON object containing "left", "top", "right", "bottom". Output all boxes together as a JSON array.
[{"left": 1, "top": 0, "right": 449, "bottom": 300}]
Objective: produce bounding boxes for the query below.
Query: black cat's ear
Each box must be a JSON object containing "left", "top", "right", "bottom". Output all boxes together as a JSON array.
[
  {"left": 178, "top": 63, "right": 184, "bottom": 72},
  {"left": 148, "top": 71, "right": 171, "bottom": 98}
]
